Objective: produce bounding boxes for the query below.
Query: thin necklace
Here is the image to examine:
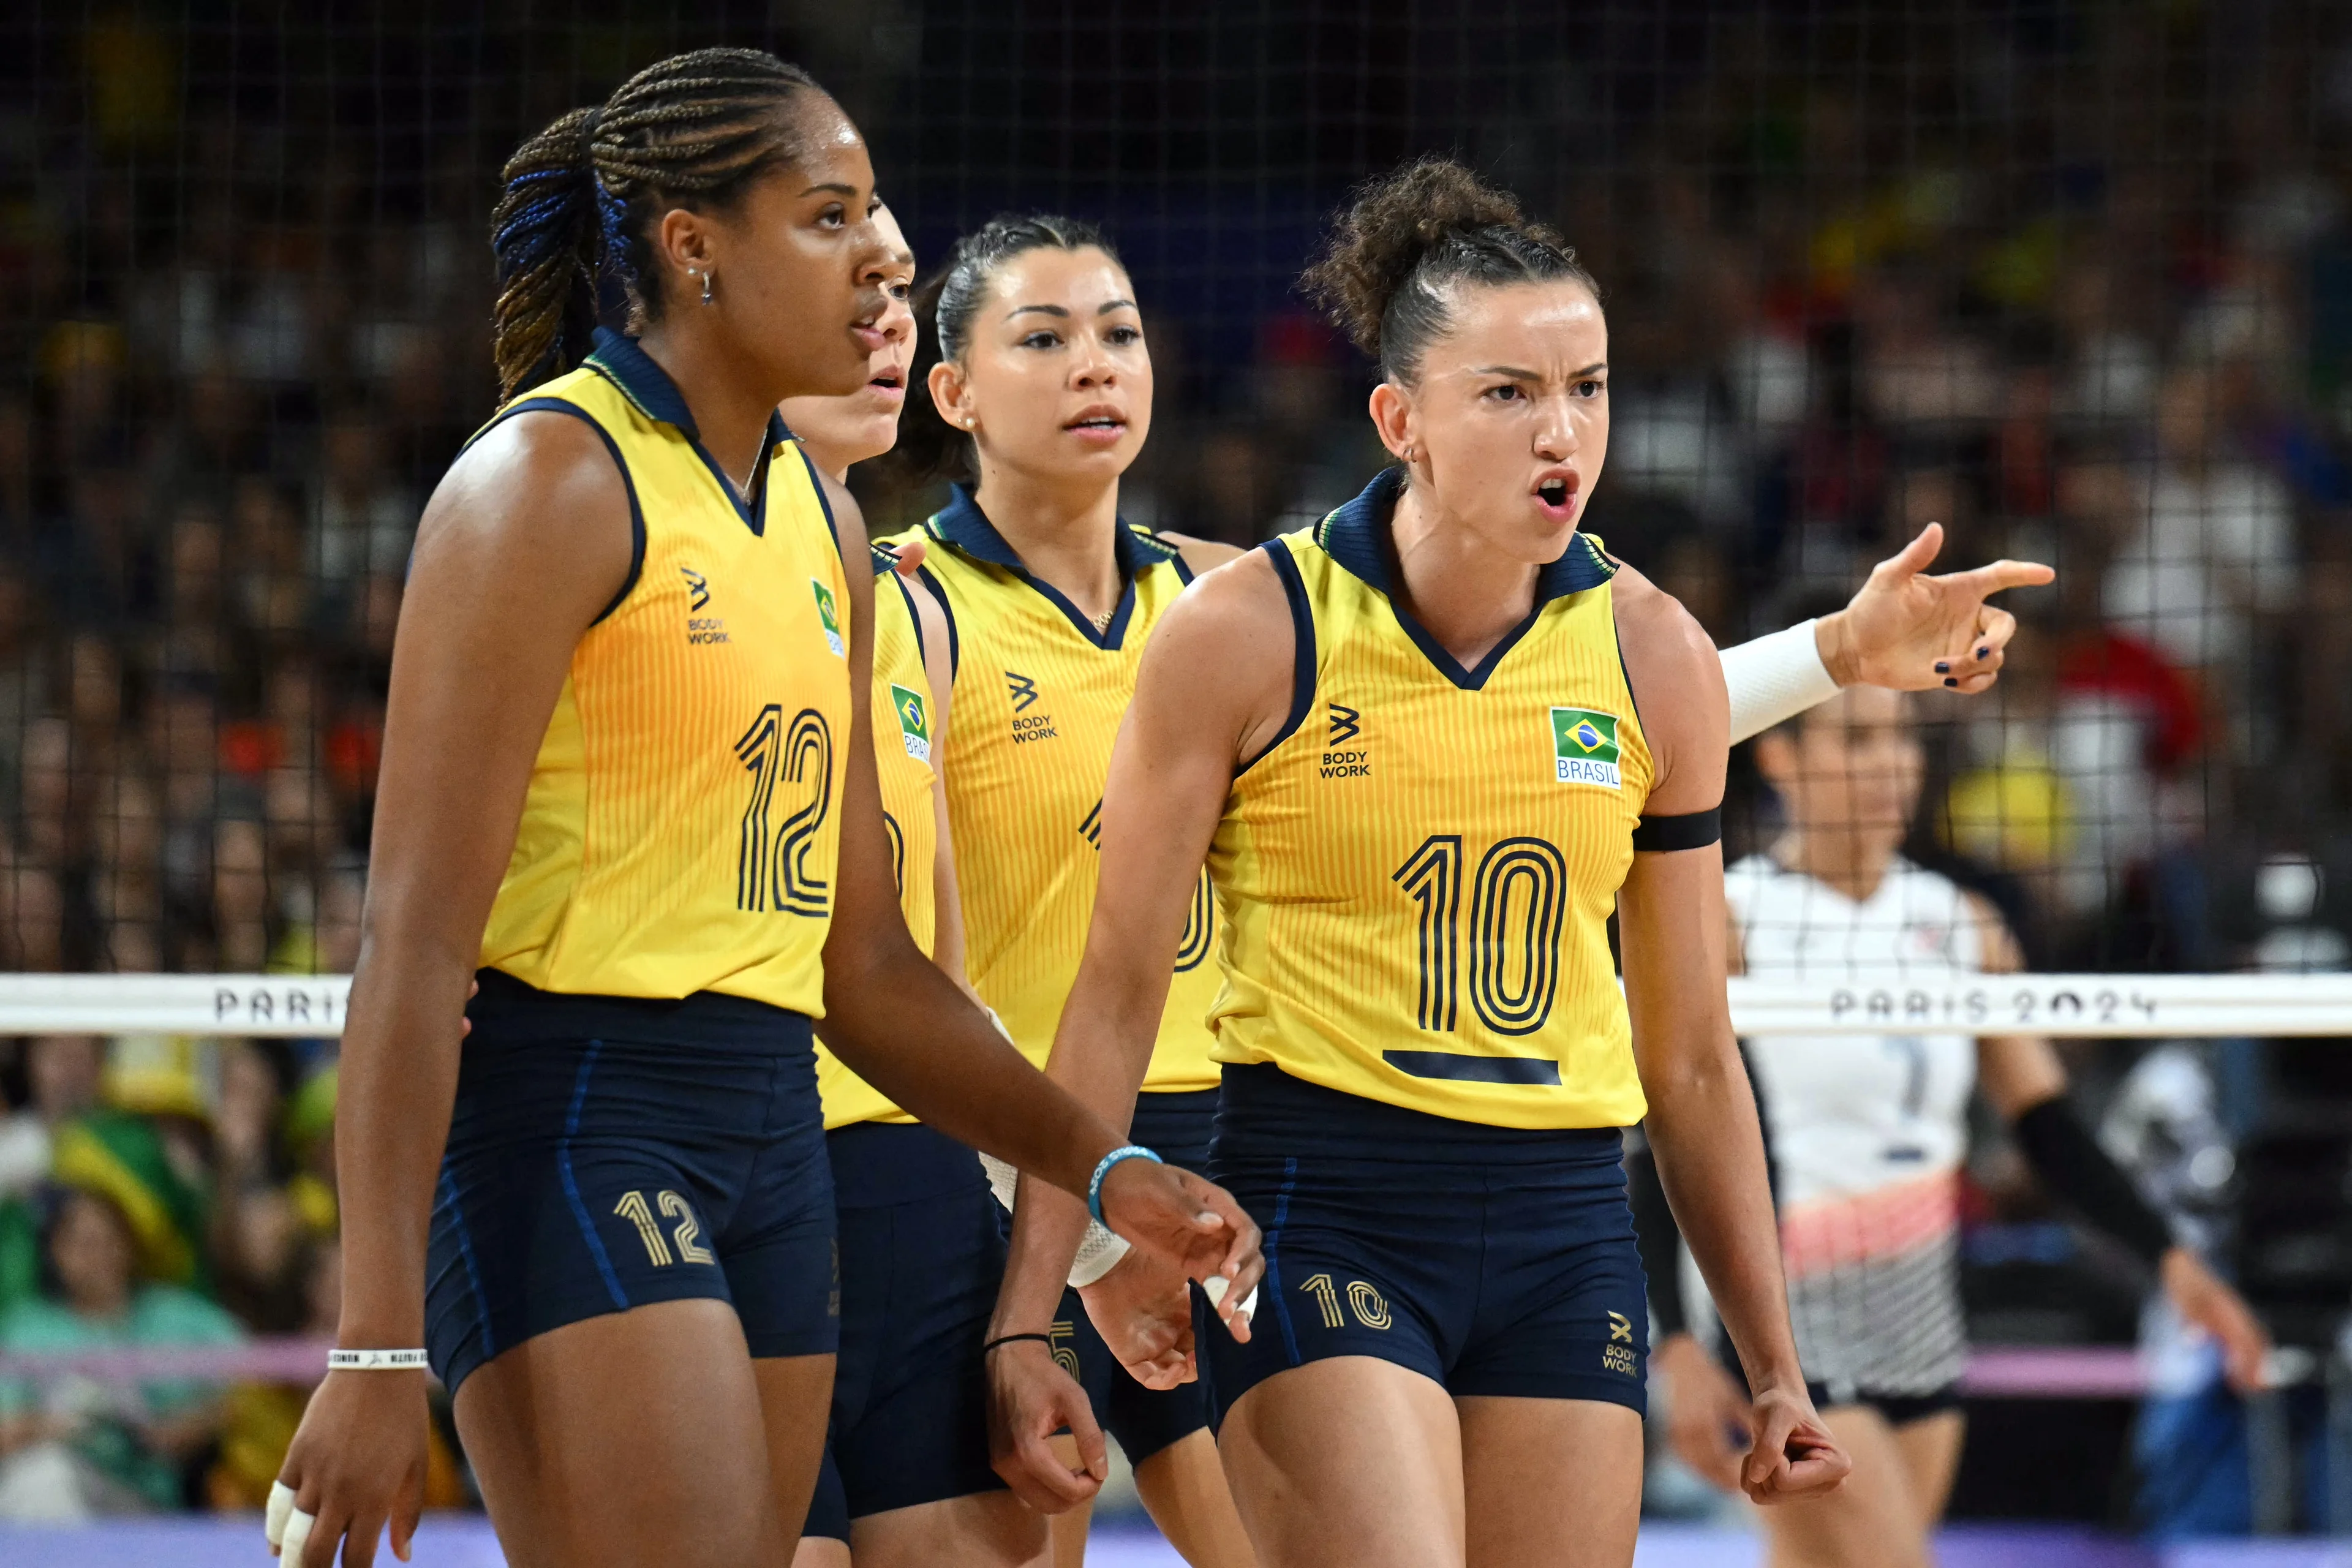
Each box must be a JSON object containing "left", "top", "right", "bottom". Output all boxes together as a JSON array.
[{"left": 1090, "top": 604, "right": 1114, "bottom": 633}]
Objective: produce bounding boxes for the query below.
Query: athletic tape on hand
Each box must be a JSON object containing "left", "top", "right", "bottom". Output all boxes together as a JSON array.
[
  {"left": 978, "top": 1150, "right": 1134, "bottom": 1287},
  {"left": 1204, "top": 1275, "right": 1259, "bottom": 1323},
  {"left": 266, "top": 1479, "right": 296, "bottom": 1548},
  {"left": 279, "top": 1504, "right": 317, "bottom": 1564}
]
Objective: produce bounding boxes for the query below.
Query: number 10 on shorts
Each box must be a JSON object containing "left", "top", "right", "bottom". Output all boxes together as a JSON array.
[{"left": 1300, "top": 1273, "right": 1391, "bottom": 1330}]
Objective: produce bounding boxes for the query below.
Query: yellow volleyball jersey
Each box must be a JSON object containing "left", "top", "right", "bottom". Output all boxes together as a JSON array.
[
  {"left": 889, "top": 486, "right": 1221, "bottom": 1093},
  {"left": 476, "top": 328, "right": 854, "bottom": 1017},
  {"left": 1210, "top": 467, "right": 1654, "bottom": 1128},
  {"left": 816, "top": 548, "right": 940, "bottom": 1129}
]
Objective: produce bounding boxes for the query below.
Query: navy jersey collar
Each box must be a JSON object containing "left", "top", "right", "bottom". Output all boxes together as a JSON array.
[
  {"left": 1314, "top": 466, "right": 1616, "bottom": 691},
  {"left": 1317, "top": 466, "right": 1615, "bottom": 604},
  {"left": 586, "top": 326, "right": 791, "bottom": 534},
  {"left": 925, "top": 483, "right": 1178, "bottom": 649},
  {"left": 928, "top": 484, "right": 1177, "bottom": 578}
]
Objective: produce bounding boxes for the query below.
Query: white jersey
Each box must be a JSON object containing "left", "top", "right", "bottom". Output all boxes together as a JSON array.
[{"left": 1725, "top": 852, "right": 1984, "bottom": 1400}]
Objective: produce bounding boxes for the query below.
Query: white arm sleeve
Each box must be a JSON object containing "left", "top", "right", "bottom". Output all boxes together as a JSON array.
[
  {"left": 977, "top": 1152, "right": 1134, "bottom": 1287},
  {"left": 1721, "top": 619, "right": 1842, "bottom": 744}
]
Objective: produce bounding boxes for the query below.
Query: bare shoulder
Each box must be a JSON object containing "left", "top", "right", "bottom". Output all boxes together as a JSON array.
[
  {"left": 1152, "top": 541, "right": 1289, "bottom": 648},
  {"left": 1156, "top": 529, "right": 1248, "bottom": 575},
  {"left": 420, "top": 408, "right": 627, "bottom": 552},
  {"left": 1137, "top": 543, "right": 1297, "bottom": 762},
  {"left": 1609, "top": 560, "right": 1728, "bottom": 810}
]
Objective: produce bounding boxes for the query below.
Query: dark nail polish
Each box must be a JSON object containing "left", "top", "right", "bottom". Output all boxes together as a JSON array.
[
  {"left": 1975, "top": 646, "right": 1990, "bottom": 660},
  {"left": 1934, "top": 661, "right": 1949, "bottom": 674},
  {"left": 1943, "top": 677, "right": 1958, "bottom": 688}
]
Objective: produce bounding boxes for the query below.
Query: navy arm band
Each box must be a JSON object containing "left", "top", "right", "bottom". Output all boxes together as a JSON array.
[
  {"left": 1632, "top": 805, "right": 1722, "bottom": 854},
  {"left": 2011, "top": 1097, "right": 2174, "bottom": 1269}
]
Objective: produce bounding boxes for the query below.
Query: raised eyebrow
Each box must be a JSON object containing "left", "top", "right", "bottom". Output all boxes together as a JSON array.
[{"left": 800, "top": 181, "right": 861, "bottom": 198}]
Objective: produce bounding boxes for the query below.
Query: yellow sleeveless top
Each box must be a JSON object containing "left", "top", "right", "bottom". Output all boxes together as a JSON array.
[
  {"left": 816, "top": 548, "right": 940, "bottom": 1129},
  {"left": 888, "top": 487, "right": 1221, "bottom": 1093},
  {"left": 475, "top": 329, "right": 853, "bottom": 1018},
  {"left": 1210, "top": 468, "right": 1653, "bottom": 1128}
]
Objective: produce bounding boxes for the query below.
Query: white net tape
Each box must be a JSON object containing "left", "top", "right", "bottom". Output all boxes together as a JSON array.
[{"left": 0, "top": 972, "right": 2345, "bottom": 1038}]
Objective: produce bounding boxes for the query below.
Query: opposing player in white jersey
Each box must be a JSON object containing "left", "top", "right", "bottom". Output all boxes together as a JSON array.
[{"left": 1635, "top": 684, "right": 2270, "bottom": 1568}]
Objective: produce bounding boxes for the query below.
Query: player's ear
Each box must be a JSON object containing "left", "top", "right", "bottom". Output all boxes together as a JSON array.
[{"left": 1368, "top": 381, "right": 1414, "bottom": 465}]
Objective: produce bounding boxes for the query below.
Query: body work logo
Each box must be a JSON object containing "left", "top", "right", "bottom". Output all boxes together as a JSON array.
[
  {"left": 891, "top": 684, "right": 931, "bottom": 763},
  {"left": 1551, "top": 707, "right": 1622, "bottom": 790},
  {"left": 812, "top": 579, "right": 844, "bottom": 657},
  {"left": 682, "top": 567, "right": 728, "bottom": 645}
]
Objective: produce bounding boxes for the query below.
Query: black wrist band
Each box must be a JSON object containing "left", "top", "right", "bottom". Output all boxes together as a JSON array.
[{"left": 982, "top": 1332, "right": 1054, "bottom": 1355}]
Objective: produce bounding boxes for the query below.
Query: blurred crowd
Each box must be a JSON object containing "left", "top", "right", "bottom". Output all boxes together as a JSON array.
[{"left": 0, "top": 1, "right": 2345, "bottom": 1528}]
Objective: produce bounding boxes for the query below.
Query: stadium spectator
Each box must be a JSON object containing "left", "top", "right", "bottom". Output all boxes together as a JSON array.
[{"left": 0, "top": 1185, "right": 241, "bottom": 1518}]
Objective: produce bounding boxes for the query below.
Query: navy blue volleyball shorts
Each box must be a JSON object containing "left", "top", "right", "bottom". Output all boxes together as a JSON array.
[
  {"left": 1205, "top": 1065, "right": 1649, "bottom": 1422},
  {"left": 425, "top": 970, "right": 838, "bottom": 1396},
  {"left": 804, "top": 1121, "right": 1009, "bottom": 1542},
  {"left": 1060, "top": 1087, "right": 1219, "bottom": 1466}
]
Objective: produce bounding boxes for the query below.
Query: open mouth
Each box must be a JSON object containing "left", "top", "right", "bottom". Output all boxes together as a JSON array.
[
  {"left": 1536, "top": 475, "right": 1577, "bottom": 510},
  {"left": 868, "top": 369, "right": 903, "bottom": 392},
  {"left": 1064, "top": 408, "right": 1128, "bottom": 441}
]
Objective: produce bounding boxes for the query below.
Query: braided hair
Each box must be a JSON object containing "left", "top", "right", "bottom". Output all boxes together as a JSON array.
[
  {"left": 1302, "top": 156, "right": 1599, "bottom": 386},
  {"left": 489, "top": 48, "right": 827, "bottom": 399},
  {"left": 892, "top": 213, "right": 1121, "bottom": 484}
]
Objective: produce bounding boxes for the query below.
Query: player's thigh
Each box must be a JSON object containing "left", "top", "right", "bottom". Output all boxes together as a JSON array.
[
  {"left": 1893, "top": 1409, "right": 1966, "bottom": 1529},
  {"left": 1456, "top": 1395, "right": 1642, "bottom": 1568},
  {"left": 1759, "top": 1403, "right": 1930, "bottom": 1568},
  {"left": 1044, "top": 1470, "right": 1090, "bottom": 1568},
  {"left": 846, "top": 1490, "right": 1048, "bottom": 1568},
  {"left": 1217, "top": 1355, "right": 1464, "bottom": 1568},
  {"left": 1133, "top": 1427, "right": 1257, "bottom": 1568},
  {"left": 791, "top": 1537, "right": 852, "bottom": 1568},
  {"left": 753, "top": 1352, "right": 838, "bottom": 1540},
  {"left": 453, "top": 1297, "right": 787, "bottom": 1568}
]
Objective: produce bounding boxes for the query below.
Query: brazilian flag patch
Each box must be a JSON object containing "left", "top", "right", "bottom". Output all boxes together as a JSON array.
[
  {"left": 812, "top": 578, "right": 845, "bottom": 657},
  {"left": 891, "top": 683, "right": 931, "bottom": 763},
  {"left": 1550, "top": 706, "right": 1622, "bottom": 790}
]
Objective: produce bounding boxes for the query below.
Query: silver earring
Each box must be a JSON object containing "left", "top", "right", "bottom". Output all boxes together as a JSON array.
[{"left": 700, "top": 268, "right": 715, "bottom": 306}]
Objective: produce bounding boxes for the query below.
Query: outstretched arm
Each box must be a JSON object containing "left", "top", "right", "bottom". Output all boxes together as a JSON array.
[{"left": 1723, "top": 522, "right": 2054, "bottom": 744}]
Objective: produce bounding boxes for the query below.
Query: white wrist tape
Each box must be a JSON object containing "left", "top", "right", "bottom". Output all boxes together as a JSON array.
[
  {"left": 1721, "top": 619, "right": 1841, "bottom": 745},
  {"left": 326, "top": 1348, "right": 429, "bottom": 1371},
  {"left": 979, "top": 1151, "right": 1134, "bottom": 1287}
]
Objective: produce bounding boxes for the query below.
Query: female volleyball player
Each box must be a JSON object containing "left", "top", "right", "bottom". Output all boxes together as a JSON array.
[
  {"left": 1634, "top": 682, "right": 2269, "bottom": 1568},
  {"left": 267, "top": 52, "right": 1257, "bottom": 1568},
  {"left": 903, "top": 208, "right": 2052, "bottom": 1566},
  {"left": 993, "top": 156, "right": 1850, "bottom": 1568},
  {"left": 777, "top": 210, "right": 1053, "bottom": 1568},
  {"left": 886, "top": 213, "right": 1261, "bottom": 1568}
]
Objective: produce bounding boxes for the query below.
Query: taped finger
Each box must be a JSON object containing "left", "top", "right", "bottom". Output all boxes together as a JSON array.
[
  {"left": 280, "top": 1506, "right": 317, "bottom": 1566},
  {"left": 266, "top": 1480, "right": 297, "bottom": 1548}
]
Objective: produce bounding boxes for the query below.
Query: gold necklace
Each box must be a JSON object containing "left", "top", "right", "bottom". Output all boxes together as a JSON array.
[{"left": 1090, "top": 605, "right": 1114, "bottom": 633}]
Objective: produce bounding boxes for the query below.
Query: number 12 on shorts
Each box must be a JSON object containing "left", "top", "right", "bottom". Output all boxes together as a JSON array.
[{"left": 614, "top": 1189, "right": 717, "bottom": 1267}]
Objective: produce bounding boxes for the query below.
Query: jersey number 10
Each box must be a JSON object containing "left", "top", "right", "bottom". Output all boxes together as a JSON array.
[{"left": 1394, "top": 834, "right": 1569, "bottom": 1037}]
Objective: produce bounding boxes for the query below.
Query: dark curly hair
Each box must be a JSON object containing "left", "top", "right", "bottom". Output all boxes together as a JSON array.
[
  {"left": 891, "top": 213, "right": 1123, "bottom": 486},
  {"left": 488, "top": 48, "right": 830, "bottom": 399},
  {"left": 1302, "top": 155, "right": 1599, "bottom": 385}
]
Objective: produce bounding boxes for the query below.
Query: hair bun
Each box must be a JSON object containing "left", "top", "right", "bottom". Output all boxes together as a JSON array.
[{"left": 1301, "top": 155, "right": 1588, "bottom": 380}]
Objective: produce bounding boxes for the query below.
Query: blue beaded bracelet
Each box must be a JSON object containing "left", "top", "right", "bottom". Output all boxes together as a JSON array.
[{"left": 1087, "top": 1145, "right": 1162, "bottom": 1225}]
